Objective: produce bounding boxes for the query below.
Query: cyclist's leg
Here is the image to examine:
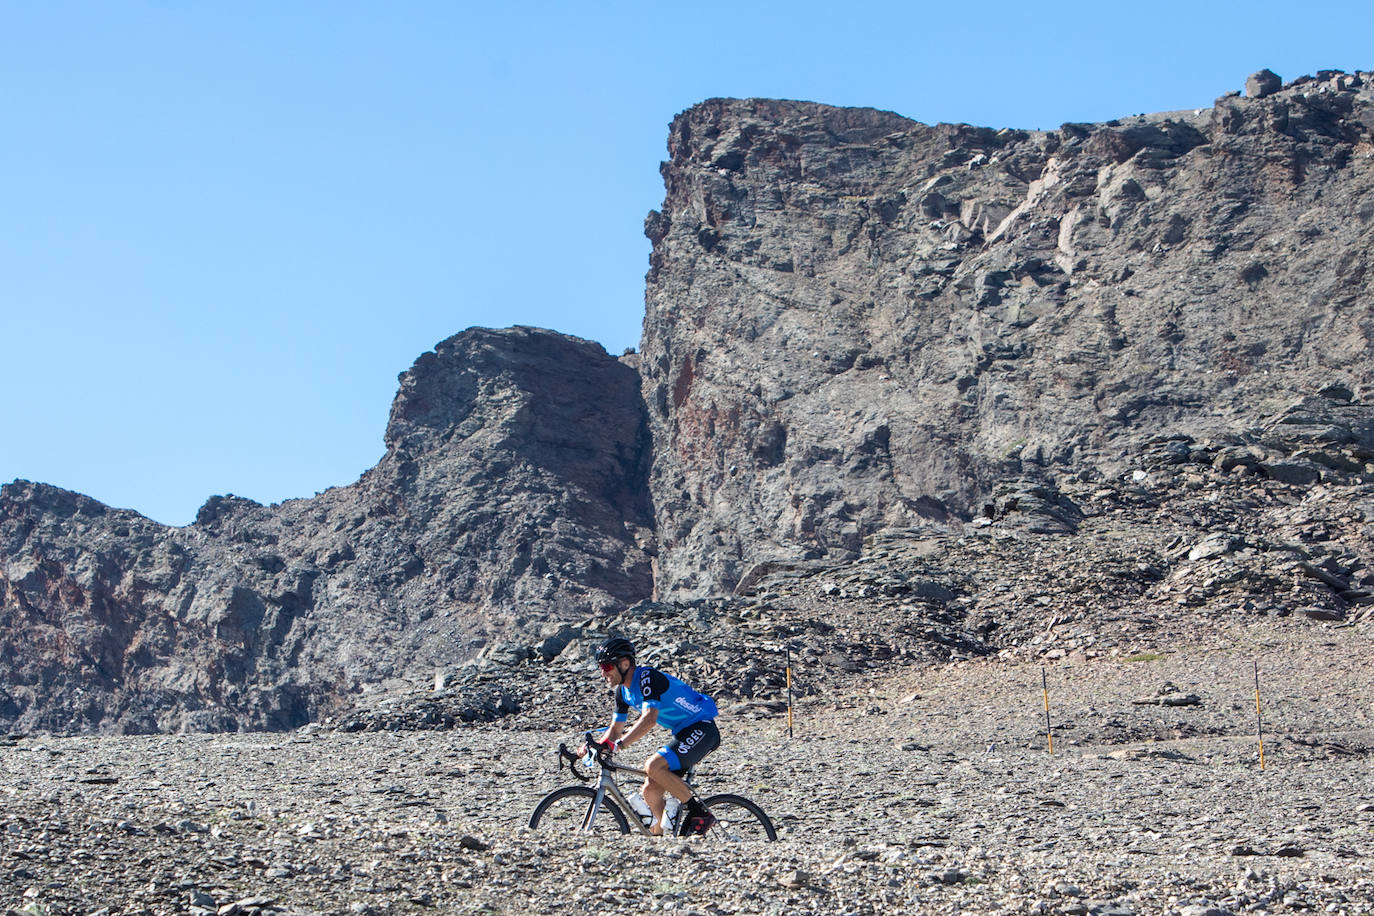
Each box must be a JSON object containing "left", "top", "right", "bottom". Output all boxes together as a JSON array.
[
  {"left": 642, "top": 747, "right": 679, "bottom": 834},
  {"left": 642, "top": 776, "right": 667, "bottom": 835},
  {"left": 672, "top": 719, "right": 720, "bottom": 773},
  {"left": 645, "top": 720, "right": 720, "bottom": 822},
  {"left": 650, "top": 721, "right": 721, "bottom": 835}
]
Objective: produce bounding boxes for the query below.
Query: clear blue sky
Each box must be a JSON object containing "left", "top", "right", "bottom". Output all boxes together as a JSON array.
[{"left": 3, "top": 1, "right": 1370, "bottom": 526}]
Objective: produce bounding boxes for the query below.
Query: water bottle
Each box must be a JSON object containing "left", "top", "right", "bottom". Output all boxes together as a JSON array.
[
  {"left": 663, "top": 796, "right": 681, "bottom": 834},
  {"left": 627, "top": 792, "right": 655, "bottom": 829}
]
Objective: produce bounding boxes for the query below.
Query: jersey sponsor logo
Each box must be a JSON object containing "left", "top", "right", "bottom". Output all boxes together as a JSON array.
[
  {"left": 638, "top": 667, "right": 670, "bottom": 701},
  {"left": 621, "top": 665, "right": 715, "bottom": 727},
  {"left": 678, "top": 726, "right": 707, "bottom": 752},
  {"left": 674, "top": 695, "right": 704, "bottom": 715}
]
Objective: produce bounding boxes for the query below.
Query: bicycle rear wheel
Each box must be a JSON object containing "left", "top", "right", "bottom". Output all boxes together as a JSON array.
[
  {"left": 684, "top": 793, "right": 777, "bottom": 841},
  {"left": 529, "top": 786, "right": 631, "bottom": 835}
]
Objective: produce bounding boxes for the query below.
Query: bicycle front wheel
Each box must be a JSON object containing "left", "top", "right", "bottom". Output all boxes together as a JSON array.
[
  {"left": 529, "top": 786, "right": 631, "bottom": 835},
  {"left": 685, "top": 793, "right": 777, "bottom": 842}
]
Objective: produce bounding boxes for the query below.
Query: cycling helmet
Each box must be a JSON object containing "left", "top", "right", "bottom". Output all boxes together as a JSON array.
[{"left": 594, "top": 636, "right": 635, "bottom": 666}]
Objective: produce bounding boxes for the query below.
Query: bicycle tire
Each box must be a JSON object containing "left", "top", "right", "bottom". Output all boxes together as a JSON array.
[
  {"left": 681, "top": 793, "right": 777, "bottom": 841},
  {"left": 529, "top": 786, "right": 631, "bottom": 835}
]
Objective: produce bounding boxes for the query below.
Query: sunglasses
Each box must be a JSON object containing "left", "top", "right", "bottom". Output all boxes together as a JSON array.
[{"left": 598, "top": 661, "right": 618, "bottom": 674}]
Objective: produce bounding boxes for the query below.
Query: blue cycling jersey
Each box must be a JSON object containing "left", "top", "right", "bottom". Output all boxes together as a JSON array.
[{"left": 613, "top": 665, "right": 718, "bottom": 734}]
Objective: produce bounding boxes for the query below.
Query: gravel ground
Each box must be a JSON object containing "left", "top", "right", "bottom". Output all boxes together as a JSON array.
[{"left": 4, "top": 618, "right": 1373, "bottom": 916}]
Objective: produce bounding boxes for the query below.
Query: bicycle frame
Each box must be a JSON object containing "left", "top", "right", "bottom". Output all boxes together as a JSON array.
[
  {"left": 584, "top": 757, "right": 655, "bottom": 834},
  {"left": 557, "top": 739, "right": 693, "bottom": 835}
]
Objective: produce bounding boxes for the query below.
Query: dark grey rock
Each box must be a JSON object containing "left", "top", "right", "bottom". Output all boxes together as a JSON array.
[
  {"left": 1261, "top": 459, "right": 1324, "bottom": 485},
  {"left": 1246, "top": 69, "right": 1282, "bottom": 98},
  {"left": 1188, "top": 534, "right": 1244, "bottom": 562},
  {"left": 536, "top": 625, "right": 583, "bottom": 663}
]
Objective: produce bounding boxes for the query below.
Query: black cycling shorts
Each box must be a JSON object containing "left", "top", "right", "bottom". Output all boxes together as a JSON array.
[{"left": 658, "top": 719, "right": 720, "bottom": 774}]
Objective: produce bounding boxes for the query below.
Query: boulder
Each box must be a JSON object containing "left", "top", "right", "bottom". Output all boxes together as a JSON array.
[
  {"left": 1261, "top": 459, "right": 1324, "bottom": 485},
  {"left": 1246, "top": 69, "right": 1282, "bottom": 98}
]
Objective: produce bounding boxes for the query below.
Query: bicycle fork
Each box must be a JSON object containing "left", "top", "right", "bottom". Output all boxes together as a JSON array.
[
  {"left": 584, "top": 772, "right": 621, "bottom": 833},
  {"left": 589, "top": 771, "right": 660, "bottom": 835}
]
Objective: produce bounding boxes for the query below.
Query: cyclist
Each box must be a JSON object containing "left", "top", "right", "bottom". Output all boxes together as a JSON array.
[{"left": 587, "top": 636, "right": 719, "bottom": 836}]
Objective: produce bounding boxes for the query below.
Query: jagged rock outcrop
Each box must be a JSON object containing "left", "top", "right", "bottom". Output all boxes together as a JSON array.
[
  {"left": 0, "top": 328, "right": 654, "bottom": 732},
  {"left": 640, "top": 72, "right": 1374, "bottom": 594}
]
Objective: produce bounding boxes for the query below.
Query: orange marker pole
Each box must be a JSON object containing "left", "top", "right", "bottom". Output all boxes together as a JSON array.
[
  {"left": 1254, "top": 661, "right": 1265, "bottom": 770},
  {"left": 1042, "top": 667, "right": 1054, "bottom": 755},
  {"left": 786, "top": 646, "right": 794, "bottom": 739}
]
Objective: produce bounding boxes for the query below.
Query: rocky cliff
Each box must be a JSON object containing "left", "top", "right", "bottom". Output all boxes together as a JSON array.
[
  {"left": 640, "top": 71, "right": 1374, "bottom": 594},
  {"left": 1, "top": 328, "right": 654, "bottom": 732},
  {"left": 3, "top": 70, "right": 1373, "bottom": 733}
]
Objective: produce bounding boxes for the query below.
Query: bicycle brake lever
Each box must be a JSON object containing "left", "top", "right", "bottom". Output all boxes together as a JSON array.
[{"left": 555, "top": 742, "right": 594, "bottom": 782}]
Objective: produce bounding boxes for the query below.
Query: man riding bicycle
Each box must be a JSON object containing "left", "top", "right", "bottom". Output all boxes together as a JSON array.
[{"left": 587, "top": 636, "right": 719, "bottom": 836}]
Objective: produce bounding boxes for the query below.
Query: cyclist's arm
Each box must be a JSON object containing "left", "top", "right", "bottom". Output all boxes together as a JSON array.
[
  {"left": 616, "top": 706, "right": 659, "bottom": 750},
  {"left": 590, "top": 686, "right": 632, "bottom": 752},
  {"left": 582, "top": 719, "right": 627, "bottom": 757},
  {"left": 599, "top": 685, "right": 631, "bottom": 748}
]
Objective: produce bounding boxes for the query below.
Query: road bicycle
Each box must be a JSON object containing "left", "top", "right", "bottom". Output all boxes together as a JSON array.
[{"left": 529, "top": 732, "right": 777, "bottom": 841}]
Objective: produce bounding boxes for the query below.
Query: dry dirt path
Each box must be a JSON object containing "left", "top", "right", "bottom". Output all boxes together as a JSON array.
[{"left": 4, "top": 619, "right": 1373, "bottom": 915}]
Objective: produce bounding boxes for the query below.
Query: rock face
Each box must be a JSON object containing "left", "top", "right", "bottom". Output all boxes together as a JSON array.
[
  {"left": 640, "top": 73, "right": 1374, "bottom": 594},
  {"left": 0, "top": 328, "right": 654, "bottom": 732},
  {"left": 4, "top": 70, "right": 1374, "bottom": 733}
]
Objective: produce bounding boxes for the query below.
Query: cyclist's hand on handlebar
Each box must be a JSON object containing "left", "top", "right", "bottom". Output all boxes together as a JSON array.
[{"left": 575, "top": 739, "right": 612, "bottom": 758}]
